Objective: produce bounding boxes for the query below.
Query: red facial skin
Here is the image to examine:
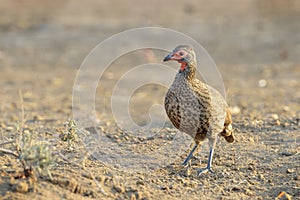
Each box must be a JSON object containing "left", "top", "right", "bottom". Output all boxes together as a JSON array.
[{"left": 168, "top": 50, "right": 188, "bottom": 72}]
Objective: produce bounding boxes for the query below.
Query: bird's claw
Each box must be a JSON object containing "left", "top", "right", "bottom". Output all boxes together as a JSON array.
[{"left": 197, "top": 167, "right": 214, "bottom": 176}]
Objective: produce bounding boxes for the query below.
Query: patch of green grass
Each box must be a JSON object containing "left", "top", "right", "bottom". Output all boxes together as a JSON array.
[{"left": 17, "top": 131, "right": 55, "bottom": 180}]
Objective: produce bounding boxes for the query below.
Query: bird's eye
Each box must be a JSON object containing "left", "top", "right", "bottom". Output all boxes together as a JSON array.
[{"left": 179, "top": 51, "right": 184, "bottom": 56}]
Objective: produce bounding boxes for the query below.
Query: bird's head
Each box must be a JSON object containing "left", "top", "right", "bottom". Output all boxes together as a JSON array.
[{"left": 163, "top": 45, "right": 196, "bottom": 74}]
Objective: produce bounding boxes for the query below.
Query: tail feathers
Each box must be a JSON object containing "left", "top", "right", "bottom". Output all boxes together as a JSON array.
[
  {"left": 221, "top": 124, "right": 234, "bottom": 143},
  {"left": 221, "top": 108, "right": 235, "bottom": 143}
]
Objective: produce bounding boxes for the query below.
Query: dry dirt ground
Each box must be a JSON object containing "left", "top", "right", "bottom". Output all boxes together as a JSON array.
[{"left": 0, "top": 1, "right": 299, "bottom": 199}]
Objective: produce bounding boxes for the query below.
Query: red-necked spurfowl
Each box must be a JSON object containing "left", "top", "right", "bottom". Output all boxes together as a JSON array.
[{"left": 164, "top": 45, "right": 234, "bottom": 175}]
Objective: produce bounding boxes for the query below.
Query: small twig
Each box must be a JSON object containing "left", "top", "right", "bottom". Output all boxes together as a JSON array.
[
  {"left": 0, "top": 147, "right": 19, "bottom": 158},
  {"left": 18, "top": 90, "right": 25, "bottom": 135},
  {"left": 0, "top": 140, "right": 16, "bottom": 146}
]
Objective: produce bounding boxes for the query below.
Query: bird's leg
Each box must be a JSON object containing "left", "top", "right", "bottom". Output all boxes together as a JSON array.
[
  {"left": 198, "top": 148, "right": 214, "bottom": 176},
  {"left": 182, "top": 144, "right": 198, "bottom": 167}
]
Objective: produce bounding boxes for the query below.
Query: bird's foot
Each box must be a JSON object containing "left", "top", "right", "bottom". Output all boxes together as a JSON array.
[{"left": 197, "top": 167, "right": 214, "bottom": 176}]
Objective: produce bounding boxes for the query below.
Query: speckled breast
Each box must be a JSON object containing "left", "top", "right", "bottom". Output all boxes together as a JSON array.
[{"left": 164, "top": 74, "right": 208, "bottom": 138}]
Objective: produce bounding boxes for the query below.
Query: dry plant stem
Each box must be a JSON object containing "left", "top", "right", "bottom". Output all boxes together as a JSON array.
[
  {"left": 0, "top": 91, "right": 29, "bottom": 176},
  {"left": 0, "top": 147, "right": 19, "bottom": 158},
  {"left": 0, "top": 140, "right": 16, "bottom": 146},
  {"left": 1, "top": 129, "right": 4, "bottom": 142},
  {"left": 16, "top": 90, "right": 31, "bottom": 173},
  {"left": 18, "top": 90, "right": 25, "bottom": 135},
  {"left": 58, "top": 152, "right": 107, "bottom": 196},
  {"left": 16, "top": 91, "right": 27, "bottom": 171}
]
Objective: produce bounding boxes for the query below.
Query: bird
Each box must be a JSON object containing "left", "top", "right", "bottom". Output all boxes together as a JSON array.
[{"left": 163, "top": 45, "right": 234, "bottom": 175}]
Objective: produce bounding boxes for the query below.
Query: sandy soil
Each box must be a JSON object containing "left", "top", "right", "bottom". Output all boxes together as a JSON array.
[{"left": 0, "top": 0, "right": 299, "bottom": 199}]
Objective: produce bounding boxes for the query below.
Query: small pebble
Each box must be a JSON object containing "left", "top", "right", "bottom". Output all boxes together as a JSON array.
[
  {"left": 130, "top": 194, "right": 136, "bottom": 200},
  {"left": 5, "top": 126, "right": 14, "bottom": 131},
  {"left": 275, "top": 191, "right": 292, "bottom": 200},
  {"left": 248, "top": 137, "right": 255, "bottom": 143},
  {"left": 230, "top": 106, "right": 240, "bottom": 115},
  {"left": 282, "top": 106, "right": 290, "bottom": 112},
  {"left": 113, "top": 185, "right": 125, "bottom": 193},
  {"left": 258, "top": 79, "right": 267, "bottom": 88},
  {"left": 161, "top": 185, "right": 168, "bottom": 190},
  {"left": 15, "top": 181, "right": 29, "bottom": 193},
  {"left": 266, "top": 113, "right": 279, "bottom": 120},
  {"left": 33, "top": 115, "right": 44, "bottom": 121},
  {"left": 287, "top": 169, "right": 294, "bottom": 173},
  {"left": 283, "top": 122, "right": 289, "bottom": 127},
  {"left": 136, "top": 180, "right": 145, "bottom": 186},
  {"left": 0, "top": 122, "right": 6, "bottom": 128},
  {"left": 185, "top": 168, "right": 192, "bottom": 176},
  {"left": 281, "top": 152, "right": 293, "bottom": 156},
  {"left": 274, "top": 120, "right": 280, "bottom": 126},
  {"left": 245, "top": 188, "right": 253, "bottom": 196},
  {"left": 258, "top": 174, "right": 264, "bottom": 180},
  {"left": 166, "top": 128, "right": 173, "bottom": 133}
]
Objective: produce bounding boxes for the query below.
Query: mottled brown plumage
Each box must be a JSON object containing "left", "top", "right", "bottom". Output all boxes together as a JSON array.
[{"left": 163, "top": 45, "right": 234, "bottom": 175}]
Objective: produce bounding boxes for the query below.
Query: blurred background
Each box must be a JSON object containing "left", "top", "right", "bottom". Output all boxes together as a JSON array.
[
  {"left": 0, "top": 0, "right": 299, "bottom": 125},
  {"left": 0, "top": 0, "right": 299, "bottom": 70}
]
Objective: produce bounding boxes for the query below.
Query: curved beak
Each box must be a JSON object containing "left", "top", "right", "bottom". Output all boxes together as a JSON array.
[{"left": 163, "top": 52, "right": 173, "bottom": 62}]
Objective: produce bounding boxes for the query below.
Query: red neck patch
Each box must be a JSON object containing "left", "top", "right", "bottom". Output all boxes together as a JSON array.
[{"left": 180, "top": 62, "right": 187, "bottom": 72}]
